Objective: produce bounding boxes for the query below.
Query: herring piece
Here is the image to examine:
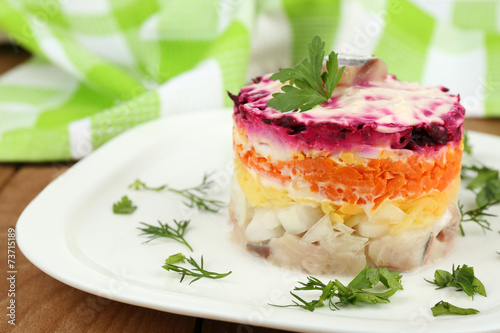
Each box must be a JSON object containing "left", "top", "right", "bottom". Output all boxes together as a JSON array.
[
  {"left": 367, "top": 205, "right": 458, "bottom": 271},
  {"left": 367, "top": 226, "right": 433, "bottom": 271},
  {"left": 246, "top": 242, "right": 271, "bottom": 258},
  {"left": 335, "top": 54, "right": 388, "bottom": 86},
  {"left": 269, "top": 223, "right": 368, "bottom": 275}
]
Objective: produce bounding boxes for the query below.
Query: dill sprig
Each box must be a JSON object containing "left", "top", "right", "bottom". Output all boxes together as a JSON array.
[
  {"left": 162, "top": 253, "right": 232, "bottom": 284},
  {"left": 129, "top": 173, "right": 225, "bottom": 213},
  {"left": 168, "top": 173, "right": 225, "bottom": 212},
  {"left": 458, "top": 202, "right": 495, "bottom": 236},
  {"left": 138, "top": 219, "right": 193, "bottom": 251}
]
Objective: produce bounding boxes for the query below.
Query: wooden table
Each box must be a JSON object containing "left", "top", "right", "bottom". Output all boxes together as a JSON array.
[{"left": 1, "top": 45, "right": 499, "bottom": 333}]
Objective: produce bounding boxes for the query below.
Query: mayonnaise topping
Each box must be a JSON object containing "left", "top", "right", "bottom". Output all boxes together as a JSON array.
[{"left": 241, "top": 75, "right": 461, "bottom": 134}]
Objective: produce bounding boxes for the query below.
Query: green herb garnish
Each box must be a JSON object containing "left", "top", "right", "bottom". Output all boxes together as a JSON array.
[
  {"left": 425, "top": 264, "right": 486, "bottom": 299},
  {"left": 273, "top": 266, "right": 403, "bottom": 312},
  {"left": 162, "top": 253, "right": 231, "bottom": 284},
  {"left": 459, "top": 163, "right": 500, "bottom": 235},
  {"left": 463, "top": 165, "right": 499, "bottom": 201},
  {"left": 129, "top": 179, "right": 166, "bottom": 191},
  {"left": 459, "top": 133, "right": 500, "bottom": 235},
  {"left": 463, "top": 131, "right": 472, "bottom": 155},
  {"left": 112, "top": 195, "right": 137, "bottom": 214},
  {"left": 165, "top": 252, "right": 187, "bottom": 264},
  {"left": 459, "top": 202, "right": 494, "bottom": 235},
  {"left": 267, "top": 36, "right": 345, "bottom": 113},
  {"left": 129, "top": 173, "right": 225, "bottom": 213},
  {"left": 138, "top": 219, "right": 193, "bottom": 251},
  {"left": 431, "top": 301, "right": 479, "bottom": 317}
]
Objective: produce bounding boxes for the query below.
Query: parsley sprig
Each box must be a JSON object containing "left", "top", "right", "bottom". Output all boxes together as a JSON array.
[
  {"left": 138, "top": 219, "right": 193, "bottom": 251},
  {"left": 129, "top": 173, "right": 225, "bottom": 213},
  {"left": 267, "top": 36, "right": 345, "bottom": 113},
  {"left": 274, "top": 266, "right": 403, "bottom": 312},
  {"left": 463, "top": 164, "right": 500, "bottom": 208},
  {"left": 162, "top": 253, "right": 231, "bottom": 284},
  {"left": 425, "top": 264, "right": 486, "bottom": 299},
  {"left": 112, "top": 195, "right": 137, "bottom": 214}
]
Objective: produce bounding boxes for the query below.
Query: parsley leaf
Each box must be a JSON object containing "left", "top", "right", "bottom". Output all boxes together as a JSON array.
[
  {"left": 273, "top": 266, "right": 403, "bottom": 312},
  {"left": 323, "top": 51, "right": 345, "bottom": 98},
  {"left": 267, "top": 84, "right": 325, "bottom": 112},
  {"left": 112, "top": 195, "right": 137, "bottom": 214},
  {"left": 267, "top": 36, "right": 345, "bottom": 113},
  {"left": 349, "top": 265, "right": 403, "bottom": 290},
  {"left": 431, "top": 301, "right": 479, "bottom": 316},
  {"left": 165, "top": 252, "right": 187, "bottom": 265},
  {"left": 464, "top": 165, "right": 499, "bottom": 193},
  {"left": 425, "top": 264, "right": 486, "bottom": 299},
  {"left": 476, "top": 178, "right": 500, "bottom": 208}
]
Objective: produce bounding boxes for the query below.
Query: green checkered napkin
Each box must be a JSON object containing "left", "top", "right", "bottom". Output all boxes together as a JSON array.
[{"left": 0, "top": 0, "right": 498, "bottom": 162}]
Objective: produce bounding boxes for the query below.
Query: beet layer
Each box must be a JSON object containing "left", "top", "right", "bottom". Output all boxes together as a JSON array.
[{"left": 230, "top": 76, "right": 465, "bottom": 153}]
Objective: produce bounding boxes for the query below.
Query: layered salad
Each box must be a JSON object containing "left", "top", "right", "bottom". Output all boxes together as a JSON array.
[{"left": 229, "top": 53, "right": 464, "bottom": 275}]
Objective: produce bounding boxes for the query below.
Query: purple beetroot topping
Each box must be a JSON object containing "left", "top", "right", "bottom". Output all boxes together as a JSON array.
[
  {"left": 236, "top": 110, "right": 412, "bottom": 152},
  {"left": 235, "top": 105, "right": 464, "bottom": 153},
  {"left": 230, "top": 74, "right": 465, "bottom": 153}
]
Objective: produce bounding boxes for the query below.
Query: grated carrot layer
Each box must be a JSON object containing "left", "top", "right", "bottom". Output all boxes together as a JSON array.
[{"left": 235, "top": 143, "right": 462, "bottom": 208}]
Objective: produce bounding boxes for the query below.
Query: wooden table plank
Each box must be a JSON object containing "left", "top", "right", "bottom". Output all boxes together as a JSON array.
[
  {"left": 0, "top": 45, "right": 29, "bottom": 74},
  {"left": 0, "top": 164, "right": 17, "bottom": 191},
  {"left": 201, "top": 319, "right": 292, "bottom": 333},
  {"left": 464, "top": 118, "right": 500, "bottom": 136}
]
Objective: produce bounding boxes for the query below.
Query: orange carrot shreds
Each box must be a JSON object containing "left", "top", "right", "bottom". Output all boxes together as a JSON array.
[
  {"left": 234, "top": 143, "right": 462, "bottom": 208},
  {"left": 239, "top": 147, "right": 292, "bottom": 184}
]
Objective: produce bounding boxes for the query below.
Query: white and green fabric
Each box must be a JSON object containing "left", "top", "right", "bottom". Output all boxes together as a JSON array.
[{"left": 0, "top": 0, "right": 498, "bottom": 162}]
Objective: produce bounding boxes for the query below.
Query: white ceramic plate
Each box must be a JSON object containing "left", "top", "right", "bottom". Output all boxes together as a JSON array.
[{"left": 17, "top": 109, "right": 500, "bottom": 333}]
